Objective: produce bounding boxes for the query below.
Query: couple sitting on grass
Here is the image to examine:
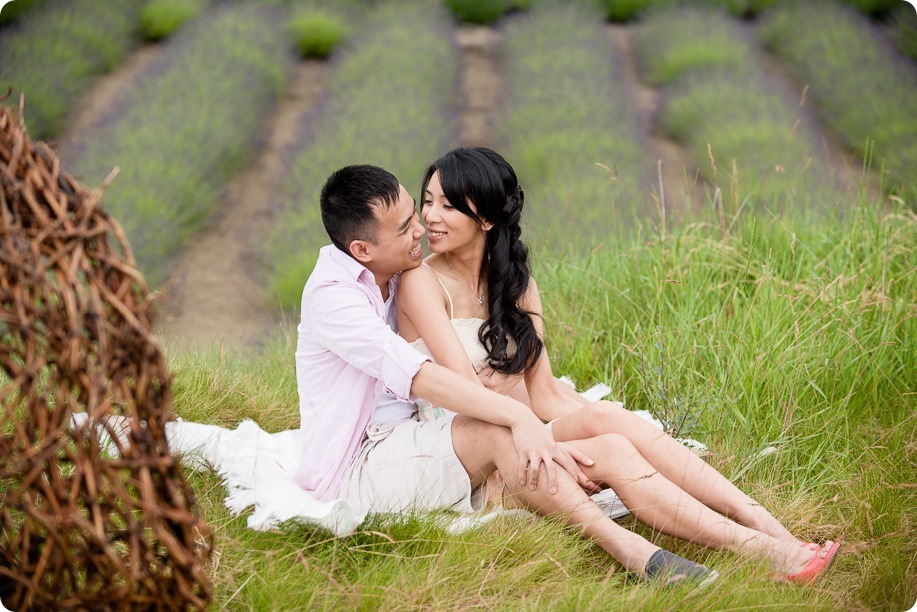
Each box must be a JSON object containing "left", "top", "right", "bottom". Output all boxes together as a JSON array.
[{"left": 293, "top": 146, "right": 839, "bottom": 587}]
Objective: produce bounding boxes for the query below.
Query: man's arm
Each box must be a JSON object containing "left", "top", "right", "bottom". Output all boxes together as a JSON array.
[
  {"left": 411, "top": 361, "right": 593, "bottom": 494},
  {"left": 309, "top": 282, "right": 429, "bottom": 403},
  {"left": 309, "top": 280, "right": 591, "bottom": 493}
]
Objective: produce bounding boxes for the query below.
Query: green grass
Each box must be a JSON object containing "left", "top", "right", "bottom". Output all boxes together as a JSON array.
[
  {"left": 268, "top": 0, "right": 459, "bottom": 309},
  {"left": 537, "top": 202, "right": 915, "bottom": 610},
  {"left": 139, "top": 0, "right": 209, "bottom": 41},
  {"left": 592, "top": 0, "right": 897, "bottom": 21},
  {"left": 759, "top": 1, "right": 917, "bottom": 202},
  {"left": 693, "top": 0, "right": 784, "bottom": 17},
  {"left": 0, "top": 0, "right": 144, "bottom": 139},
  {"left": 891, "top": 3, "right": 917, "bottom": 61},
  {"left": 287, "top": 9, "right": 348, "bottom": 58},
  {"left": 64, "top": 3, "right": 293, "bottom": 287},
  {"left": 168, "top": 197, "right": 915, "bottom": 609},
  {"left": 635, "top": 6, "right": 845, "bottom": 209},
  {"left": 597, "top": 0, "right": 657, "bottom": 22},
  {"left": 443, "top": 0, "right": 517, "bottom": 24},
  {"left": 0, "top": 0, "right": 47, "bottom": 25},
  {"left": 839, "top": 0, "right": 902, "bottom": 16},
  {"left": 499, "top": 1, "right": 655, "bottom": 247},
  {"left": 595, "top": 0, "right": 786, "bottom": 22}
]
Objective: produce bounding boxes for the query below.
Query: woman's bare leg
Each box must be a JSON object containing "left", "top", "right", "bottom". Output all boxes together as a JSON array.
[
  {"left": 451, "top": 416, "right": 659, "bottom": 575},
  {"left": 568, "top": 433, "right": 832, "bottom": 574},
  {"left": 550, "top": 400, "right": 799, "bottom": 543},
  {"left": 509, "top": 375, "right": 797, "bottom": 544}
]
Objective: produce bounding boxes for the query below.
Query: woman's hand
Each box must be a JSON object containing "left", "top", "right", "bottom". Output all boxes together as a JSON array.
[
  {"left": 476, "top": 365, "right": 524, "bottom": 395},
  {"left": 510, "top": 419, "right": 595, "bottom": 494},
  {"left": 558, "top": 441, "right": 602, "bottom": 495}
]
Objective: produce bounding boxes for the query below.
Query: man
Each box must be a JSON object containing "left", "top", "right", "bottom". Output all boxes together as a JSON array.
[{"left": 292, "top": 164, "right": 726, "bottom": 584}]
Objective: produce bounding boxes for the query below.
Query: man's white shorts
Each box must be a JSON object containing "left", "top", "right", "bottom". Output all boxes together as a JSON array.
[{"left": 339, "top": 413, "right": 477, "bottom": 516}]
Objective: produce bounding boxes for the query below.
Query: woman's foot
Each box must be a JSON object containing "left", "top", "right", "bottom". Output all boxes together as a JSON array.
[
  {"left": 785, "top": 541, "right": 841, "bottom": 583},
  {"left": 771, "top": 540, "right": 839, "bottom": 580}
]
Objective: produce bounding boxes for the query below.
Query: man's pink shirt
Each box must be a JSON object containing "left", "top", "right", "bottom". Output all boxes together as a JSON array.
[{"left": 293, "top": 245, "right": 430, "bottom": 501}]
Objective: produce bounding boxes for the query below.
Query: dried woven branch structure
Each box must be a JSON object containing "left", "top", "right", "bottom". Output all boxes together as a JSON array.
[{"left": 0, "top": 103, "right": 212, "bottom": 609}]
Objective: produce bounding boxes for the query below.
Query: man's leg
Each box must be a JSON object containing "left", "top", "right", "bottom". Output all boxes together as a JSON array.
[{"left": 451, "top": 415, "right": 662, "bottom": 576}]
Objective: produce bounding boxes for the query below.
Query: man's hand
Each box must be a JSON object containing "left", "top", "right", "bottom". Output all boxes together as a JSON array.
[
  {"left": 510, "top": 419, "right": 595, "bottom": 495},
  {"left": 476, "top": 366, "right": 524, "bottom": 396}
]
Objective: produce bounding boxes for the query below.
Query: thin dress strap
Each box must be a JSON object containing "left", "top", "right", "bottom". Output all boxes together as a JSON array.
[{"left": 423, "top": 263, "right": 454, "bottom": 319}]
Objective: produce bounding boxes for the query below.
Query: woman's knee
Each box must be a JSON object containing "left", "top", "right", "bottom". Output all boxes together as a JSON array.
[
  {"left": 592, "top": 432, "right": 639, "bottom": 460},
  {"left": 581, "top": 401, "right": 626, "bottom": 437},
  {"left": 594, "top": 401, "right": 665, "bottom": 436}
]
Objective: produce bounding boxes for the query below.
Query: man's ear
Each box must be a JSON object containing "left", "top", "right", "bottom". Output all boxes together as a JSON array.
[{"left": 349, "top": 239, "right": 373, "bottom": 263}]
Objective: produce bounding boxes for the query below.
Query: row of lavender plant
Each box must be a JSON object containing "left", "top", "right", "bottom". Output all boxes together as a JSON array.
[
  {"left": 498, "top": 0, "right": 655, "bottom": 249},
  {"left": 268, "top": 0, "right": 460, "bottom": 308},
  {"left": 634, "top": 6, "right": 844, "bottom": 210},
  {"left": 597, "top": 0, "right": 904, "bottom": 21},
  {"left": 63, "top": 3, "right": 293, "bottom": 286},
  {"left": 0, "top": 0, "right": 144, "bottom": 139},
  {"left": 759, "top": 1, "right": 917, "bottom": 201}
]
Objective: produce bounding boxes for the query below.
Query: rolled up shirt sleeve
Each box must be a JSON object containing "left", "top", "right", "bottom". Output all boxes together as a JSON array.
[{"left": 308, "top": 282, "right": 430, "bottom": 402}]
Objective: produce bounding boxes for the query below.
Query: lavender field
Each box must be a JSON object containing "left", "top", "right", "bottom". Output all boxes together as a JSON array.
[{"left": 1, "top": 0, "right": 912, "bottom": 294}]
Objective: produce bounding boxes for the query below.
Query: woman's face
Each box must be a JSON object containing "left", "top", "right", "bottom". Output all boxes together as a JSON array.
[{"left": 421, "top": 171, "right": 487, "bottom": 255}]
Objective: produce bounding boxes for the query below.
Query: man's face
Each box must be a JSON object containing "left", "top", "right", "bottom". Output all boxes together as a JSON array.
[{"left": 362, "top": 184, "right": 425, "bottom": 281}]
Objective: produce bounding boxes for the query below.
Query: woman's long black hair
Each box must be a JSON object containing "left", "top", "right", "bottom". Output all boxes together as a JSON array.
[{"left": 421, "top": 147, "right": 542, "bottom": 375}]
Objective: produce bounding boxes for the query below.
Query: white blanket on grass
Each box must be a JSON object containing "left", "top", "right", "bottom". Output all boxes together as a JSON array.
[{"left": 71, "top": 380, "right": 705, "bottom": 536}]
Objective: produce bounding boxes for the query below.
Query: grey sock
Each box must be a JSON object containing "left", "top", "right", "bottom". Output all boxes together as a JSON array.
[{"left": 644, "top": 549, "right": 718, "bottom": 586}]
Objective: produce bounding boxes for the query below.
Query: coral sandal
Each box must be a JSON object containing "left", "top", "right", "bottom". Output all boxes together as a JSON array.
[{"left": 786, "top": 541, "right": 841, "bottom": 583}]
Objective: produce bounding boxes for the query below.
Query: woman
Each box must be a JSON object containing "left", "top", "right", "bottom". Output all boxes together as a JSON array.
[{"left": 397, "top": 146, "right": 839, "bottom": 583}]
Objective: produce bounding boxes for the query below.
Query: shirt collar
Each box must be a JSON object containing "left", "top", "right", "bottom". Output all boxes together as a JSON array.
[
  {"left": 324, "top": 244, "right": 400, "bottom": 295},
  {"left": 325, "top": 244, "right": 372, "bottom": 283}
]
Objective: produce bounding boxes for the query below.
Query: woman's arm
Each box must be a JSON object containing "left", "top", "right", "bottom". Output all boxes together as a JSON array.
[
  {"left": 520, "top": 278, "right": 585, "bottom": 422},
  {"left": 398, "top": 264, "right": 480, "bottom": 384}
]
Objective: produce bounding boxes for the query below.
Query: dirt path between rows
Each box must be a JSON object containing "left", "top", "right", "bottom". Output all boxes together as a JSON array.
[
  {"left": 57, "top": 44, "right": 164, "bottom": 145},
  {"left": 606, "top": 25, "right": 702, "bottom": 218},
  {"left": 153, "top": 61, "right": 328, "bottom": 349},
  {"left": 456, "top": 25, "right": 502, "bottom": 148}
]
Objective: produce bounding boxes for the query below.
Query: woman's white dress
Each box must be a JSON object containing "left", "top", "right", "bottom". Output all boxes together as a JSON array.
[{"left": 410, "top": 317, "right": 490, "bottom": 421}]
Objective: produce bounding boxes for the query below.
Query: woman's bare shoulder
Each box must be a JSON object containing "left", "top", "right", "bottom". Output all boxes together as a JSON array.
[
  {"left": 398, "top": 256, "right": 453, "bottom": 337},
  {"left": 521, "top": 275, "right": 541, "bottom": 301},
  {"left": 400, "top": 258, "right": 440, "bottom": 290},
  {"left": 403, "top": 255, "right": 455, "bottom": 288}
]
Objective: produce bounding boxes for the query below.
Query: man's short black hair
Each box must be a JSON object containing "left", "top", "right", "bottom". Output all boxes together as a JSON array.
[{"left": 320, "top": 165, "right": 401, "bottom": 253}]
